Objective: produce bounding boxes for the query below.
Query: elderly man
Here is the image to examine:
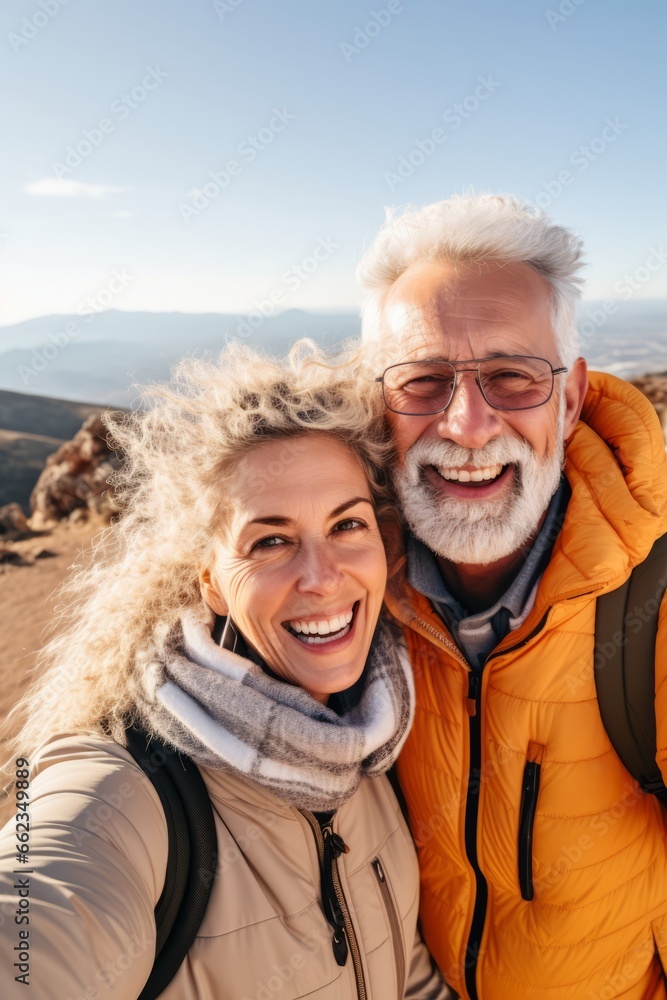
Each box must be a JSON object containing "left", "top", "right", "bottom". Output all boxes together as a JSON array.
[{"left": 359, "top": 194, "right": 667, "bottom": 999}]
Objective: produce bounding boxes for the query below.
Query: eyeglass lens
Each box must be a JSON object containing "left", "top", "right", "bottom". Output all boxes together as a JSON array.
[{"left": 383, "top": 357, "right": 556, "bottom": 413}]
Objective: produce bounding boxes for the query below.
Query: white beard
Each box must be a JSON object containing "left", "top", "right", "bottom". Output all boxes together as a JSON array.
[{"left": 393, "top": 399, "right": 566, "bottom": 566}]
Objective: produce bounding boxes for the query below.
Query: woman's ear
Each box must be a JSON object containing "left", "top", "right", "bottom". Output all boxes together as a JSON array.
[{"left": 199, "top": 567, "right": 229, "bottom": 616}]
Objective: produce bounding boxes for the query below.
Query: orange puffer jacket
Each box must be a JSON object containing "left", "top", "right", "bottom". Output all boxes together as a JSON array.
[{"left": 385, "top": 372, "right": 667, "bottom": 1000}]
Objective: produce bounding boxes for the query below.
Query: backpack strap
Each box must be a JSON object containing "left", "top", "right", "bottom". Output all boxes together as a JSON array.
[
  {"left": 386, "top": 763, "right": 411, "bottom": 827},
  {"left": 594, "top": 532, "right": 667, "bottom": 805},
  {"left": 123, "top": 726, "right": 218, "bottom": 999}
]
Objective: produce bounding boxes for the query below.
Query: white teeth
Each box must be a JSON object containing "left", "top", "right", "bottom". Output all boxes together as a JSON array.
[
  {"left": 437, "top": 463, "right": 503, "bottom": 483},
  {"left": 297, "top": 622, "right": 352, "bottom": 645},
  {"left": 287, "top": 608, "right": 355, "bottom": 636}
]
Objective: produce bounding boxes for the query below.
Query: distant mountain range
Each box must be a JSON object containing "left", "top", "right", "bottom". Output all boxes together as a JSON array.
[
  {"left": 0, "top": 309, "right": 361, "bottom": 406},
  {"left": 0, "top": 310, "right": 361, "bottom": 511},
  {"left": 1, "top": 298, "right": 666, "bottom": 513},
  {"left": 0, "top": 302, "right": 666, "bottom": 407}
]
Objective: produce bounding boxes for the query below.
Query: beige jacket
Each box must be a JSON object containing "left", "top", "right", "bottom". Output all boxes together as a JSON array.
[{"left": 0, "top": 734, "right": 450, "bottom": 999}]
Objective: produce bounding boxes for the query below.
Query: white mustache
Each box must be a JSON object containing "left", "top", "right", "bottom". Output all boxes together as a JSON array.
[{"left": 403, "top": 436, "right": 535, "bottom": 473}]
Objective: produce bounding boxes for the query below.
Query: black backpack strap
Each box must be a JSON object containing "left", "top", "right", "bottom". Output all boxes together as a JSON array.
[
  {"left": 123, "top": 726, "right": 218, "bottom": 999},
  {"left": 386, "top": 763, "right": 411, "bottom": 828},
  {"left": 594, "top": 532, "right": 667, "bottom": 805}
]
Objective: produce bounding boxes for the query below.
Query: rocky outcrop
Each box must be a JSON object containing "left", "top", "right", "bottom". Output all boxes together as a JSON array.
[
  {"left": 29, "top": 414, "right": 122, "bottom": 526},
  {"left": 631, "top": 372, "right": 667, "bottom": 441},
  {"left": 0, "top": 502, "right": 29, "bottom": 537}
]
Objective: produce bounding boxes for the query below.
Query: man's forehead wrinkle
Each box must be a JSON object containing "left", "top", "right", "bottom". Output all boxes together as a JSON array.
[
  {"left": 379, "top": 256, "right": 557, "bottom": 367},
  {"left": 390, "top": 272, "right": 547, "bottom": 323},
  {"left": 389, "top": 299, "right": 548, "bottom": 349}
]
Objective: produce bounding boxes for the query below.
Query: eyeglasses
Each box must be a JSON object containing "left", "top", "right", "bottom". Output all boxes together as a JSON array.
[{"left": 376, "top": 356, "right": 568, "bottom": 415}]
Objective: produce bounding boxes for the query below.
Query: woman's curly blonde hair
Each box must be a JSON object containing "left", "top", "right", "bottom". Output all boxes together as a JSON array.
[{"left": 3, "top": 338, "right": 393, "bottom": 770}]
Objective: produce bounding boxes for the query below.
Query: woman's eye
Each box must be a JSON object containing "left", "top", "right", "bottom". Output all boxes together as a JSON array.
[
  {"left": 252, "top": 535, "right": 288, "bottom": 551},
  {"left": 334, "top": 518, "right": 366, "bottom": 533}
]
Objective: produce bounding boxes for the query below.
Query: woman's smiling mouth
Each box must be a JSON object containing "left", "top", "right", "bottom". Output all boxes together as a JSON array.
[{"left": 282, "top": 603, "right": 358, "bottom": 646}]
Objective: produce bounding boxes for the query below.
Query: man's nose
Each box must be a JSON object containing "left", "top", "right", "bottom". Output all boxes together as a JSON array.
[
  {"left": 296, "top": 544, "right": 344, "bottom": 595},
  {"left": 436, "top": 371, "right": 504, "bottom": 449}
]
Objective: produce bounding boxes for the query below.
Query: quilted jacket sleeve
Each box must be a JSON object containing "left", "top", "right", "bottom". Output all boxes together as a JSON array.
[
  {"left": 654, "top": 590, "right": 667, "bottom": 786},
  {"left": 0, "top": 735, "right": 168, "bottom": 1000}
]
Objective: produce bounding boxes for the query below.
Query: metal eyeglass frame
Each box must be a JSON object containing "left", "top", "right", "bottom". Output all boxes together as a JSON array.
[{"left": 375, "top": 355, "right": 569, "bottom": 415}]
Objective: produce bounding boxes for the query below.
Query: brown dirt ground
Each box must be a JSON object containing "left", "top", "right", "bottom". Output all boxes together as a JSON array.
[{"left": 0, "top": 519, "right": 102, "bottom": 825}]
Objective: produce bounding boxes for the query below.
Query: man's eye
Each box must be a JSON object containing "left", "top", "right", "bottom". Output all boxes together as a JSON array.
[
  {"left": 403, "top": 375, "right": 453, "bottom": 394},
  {"left": 492, "top": 369, "right": 532, "bottom": 381}
]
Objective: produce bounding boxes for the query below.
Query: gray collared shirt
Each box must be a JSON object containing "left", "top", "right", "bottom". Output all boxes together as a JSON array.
[{"left": 406, "top": 478, "right": 570, "bottom": 670}]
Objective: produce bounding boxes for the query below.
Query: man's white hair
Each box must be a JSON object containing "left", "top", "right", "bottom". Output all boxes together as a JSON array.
[{"left": 357, "top": 193, "right": 586, "bottom": 367}]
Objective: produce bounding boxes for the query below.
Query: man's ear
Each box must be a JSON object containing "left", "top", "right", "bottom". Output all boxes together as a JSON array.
[
  {"left": 199, "top": 567, "right": 228, "bottom": 616},
  {"left": 563, "top": 356, "right": 588, "bottom": 440}
]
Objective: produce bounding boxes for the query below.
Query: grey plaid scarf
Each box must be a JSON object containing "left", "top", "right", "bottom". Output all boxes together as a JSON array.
[{"left": 135, "top": 611, "right": 414, "bottom": 812}]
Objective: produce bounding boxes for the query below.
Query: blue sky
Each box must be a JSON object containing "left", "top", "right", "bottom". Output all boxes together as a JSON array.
[{"left": 1, "top": 0, "right": 665, "bottom": 324}]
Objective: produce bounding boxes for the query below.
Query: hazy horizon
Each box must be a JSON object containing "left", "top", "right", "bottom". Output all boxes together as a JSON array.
[{"left": 1, "top": 301, "right": 666, "bottom": 407}]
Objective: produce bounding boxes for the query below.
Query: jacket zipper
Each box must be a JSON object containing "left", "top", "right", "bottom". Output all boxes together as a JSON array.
[
  {"left": 301, "top": 811, "right": 367, "bottom": 1000},
  {"left": 462, "top": 669, "right": 487, "bottom": 1000},
  {"left": 371, "top": 857, "right": 405, "bottom": 999},
  {"left": 409, "top": 612, "right": 485, "bottom": 1000},
  {"left": 409, "top": 613, "right": 466, "bottom": 662},
  {"left": 517, "top": 741, "right": 545, "bottom": 901},
  {"left": 483, "top": 608, "right": 552, "bottom": 666},
  {"left": 409, "top": 606, "right": 553, "bottom": 1000}
]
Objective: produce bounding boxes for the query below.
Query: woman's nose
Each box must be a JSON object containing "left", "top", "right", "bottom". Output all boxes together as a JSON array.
[{"left": 295, "top": 544, "right": 344, "bottom": 594}]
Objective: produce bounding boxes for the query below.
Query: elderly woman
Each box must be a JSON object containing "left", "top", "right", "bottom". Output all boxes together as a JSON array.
[{"left": 0, "top": 341, "right": 451, "bottom": 999}]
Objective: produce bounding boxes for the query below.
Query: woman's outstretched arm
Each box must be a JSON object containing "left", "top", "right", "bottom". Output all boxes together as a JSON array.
[{"left": 0, "top": 735, "right": 167, "bottom": 999}]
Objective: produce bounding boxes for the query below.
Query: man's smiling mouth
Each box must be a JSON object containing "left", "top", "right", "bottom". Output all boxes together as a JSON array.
[
  {"left": 430, "top": 463, "right": 511, "bottom": 487},
  {"left": 282, "top": 603, "right": 357, "bottom": 645},
  {"left": 434, "top": 462, "right": 505, "bottom": 483}
]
